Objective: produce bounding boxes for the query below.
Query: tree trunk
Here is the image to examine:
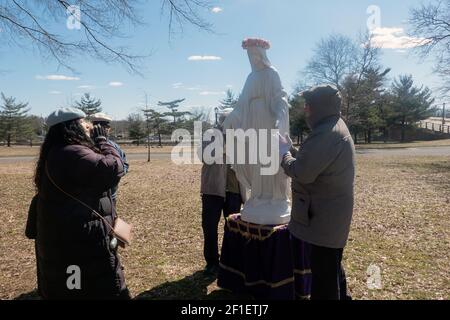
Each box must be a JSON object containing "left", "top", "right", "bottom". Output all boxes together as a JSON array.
[
  {"left": 368, "top": 129, "right": 372, "bottom": 144},
  {"left": 346, "top": 100, "right": 350, "bottom": 123},
  {"left": 353, "top": 131, "right": 358, "bottom": 145},
  {"left": 401, "top": 120, "right": 406, "bottom": 142},
  {"left": 7, "top": 133, "right": 11, "bottom": 147}
]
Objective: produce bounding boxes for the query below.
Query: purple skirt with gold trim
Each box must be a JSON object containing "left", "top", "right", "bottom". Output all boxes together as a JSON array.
[{"left": 217, "top": 214, "right": 312, "bottom": 300}]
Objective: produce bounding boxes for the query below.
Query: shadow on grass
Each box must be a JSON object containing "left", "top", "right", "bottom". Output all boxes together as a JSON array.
[
  {"left": 14, "top": 289, "right": 41, "bottom": 300},
  {"left": 388, "top": 159, "right": 450, "bottom": 173},
  {"left": 11, "top": 285, "right": 238, "bottom": 300},
  {"left": 389, "top": 160, "right": 450, "bottom": 193},
  {"left": 134, "top": 271, "right": 251, "bottom": 300},
  {"left": 11, "top": 273, "right": 251, "bottom": 300}
]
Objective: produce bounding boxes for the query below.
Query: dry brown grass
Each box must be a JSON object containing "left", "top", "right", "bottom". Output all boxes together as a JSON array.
[
  {"left": 348, "top": 155, "right": 450, "bottom": 300},
  {"left": 0, "top": 155, "right": 449, "bottom": 300},
  {"left": 2, "top": 139, "right": 450, "bottom": 158},
  {"left": 118, "top": 146, "right": 175, "bottom": 154},
  {"left": 0, "top": 146, "right": 41, "bottom": 157},
  {"left": 0, "top": 146, "right": 175, "bottom": 158},
  {"left": 354, "top": 139, "right": 450, "bottom": 149}
]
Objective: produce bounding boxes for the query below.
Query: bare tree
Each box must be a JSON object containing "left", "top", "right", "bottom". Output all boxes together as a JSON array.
[
  {"left": 355, "top": 32, "right": 381, "bottom": 85},
  {"left": 303, "top": 32, "right": 382, "bottom": 127},
  {"left": 303, "top": 34, "right": 357, "bottom": 91},
  {"left": 409, "top": 0, "right": 450, "bottom": 95},
  {"left": 0, "top": 0, "right": 213, "bottom": 73},
  {"left": 189, "top": 106, "right": 211, "bottom": 122},
  {"left": 341, "top": 32, "right": 382, "bottom": 123},
  {"left": 161, "top": 0, "right": 213, "bottom": 36}
]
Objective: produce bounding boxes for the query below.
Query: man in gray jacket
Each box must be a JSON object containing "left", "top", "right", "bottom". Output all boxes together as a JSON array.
[
  {"left": 200, "top": 113, "right": 243, "bottom": 277},
  {"left": 279, "top": 85, "right": 356, "bottom": 300}
]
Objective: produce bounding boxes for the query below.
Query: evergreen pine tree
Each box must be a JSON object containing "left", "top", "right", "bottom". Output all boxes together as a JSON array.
[
  {"left": 75, "top": 93, "right": 102, "bottom": 117},
  {"left": 289, "top": 95, "right": 310, "bottom": 144},
  {"left": 390, "top": 75, "right": 435, "bottom": 142},
  {"left": 219, "top": 89, "right": 238, "bottom": 109},
  {"left": 150, "top": 109, "right": 169, "bottom": 147},
  {"left": 127, "top": 113, "right": 145, "bottom": 146},
  {"left": 158, "top": 99, "right": 190, "bottom": 126},
  {"left": 0, "top": 93, "right": 31, "bottom": 147}
]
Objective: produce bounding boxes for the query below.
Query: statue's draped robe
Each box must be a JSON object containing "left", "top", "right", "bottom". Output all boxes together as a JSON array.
[{"left": 223, "top": 66, "right": 291, "bottom": 225}]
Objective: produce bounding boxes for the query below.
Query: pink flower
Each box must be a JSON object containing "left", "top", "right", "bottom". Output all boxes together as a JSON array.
[{"left": 242, "top": 38, "right": 271, "bottom": 50}]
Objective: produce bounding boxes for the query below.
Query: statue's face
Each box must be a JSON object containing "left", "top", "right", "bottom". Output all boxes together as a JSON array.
[
  {"left": 247, "top": 47, "right": 270, "bottom": 71},
  {"left": 247, "top": 47, "right": 261, "bottom": 70}
]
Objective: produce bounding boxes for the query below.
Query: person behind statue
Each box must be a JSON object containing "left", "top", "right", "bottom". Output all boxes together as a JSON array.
[
  {"left": 279, "top": 85, "right": 356, "bottom": 300},
  {"left": 200, "top": 111, "right": 243, "bottom": 276},
  {"left": 26, "top": 107, "right": 130, "bottom": 299},
  {"left": 91, "top": 112, "right": 129, "bottom": 204}
]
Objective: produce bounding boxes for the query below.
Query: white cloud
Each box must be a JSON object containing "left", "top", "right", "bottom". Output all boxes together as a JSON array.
[
  {"left": 370, "top": 27, "right": 428, "bottom": 49},
  {"left": 78, "top": 85, "right": 95, "bottom": 89},
  {"left": 109, "top": 81, "right": 124, "bottom": 87},
  {"left": 185, "top": 105, "right": 203, "bottom": 109},
  {"left": 172, "top": 83, "right": 203, "bottom": 90},
  {"left": 188, "top": 55, "right": 222, "bottom": 61},
  {"left": 200, "top": 91, "right": 226, "bottom": 96},
  {"left": 49, "top": 91, "right": 62, "bottom": 95},
  {"left": 226, "top": 84, "right": 233, "bottom": 88},
  {"left": 187, "top": 87, "right": 201, "bottom": 91},
  {"left": 36, "top": 74, "right": 80, "bottom": 81},
  {"left": 211, "top": 7, "right": 223, "bottom": 13}
]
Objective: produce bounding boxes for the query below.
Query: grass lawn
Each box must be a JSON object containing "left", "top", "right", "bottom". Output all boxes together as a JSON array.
[
  {"left": 1, "top": 139, "right": 450, "bottom": 158},
  {"left": 354, "top": 139, "right": 450, "bottom": 149},
  {"left": 0, "top": 155, "right": 449, "bottom": 300},
  {"left": 0, "top": 146, "right": 175, "bottom": 158}
]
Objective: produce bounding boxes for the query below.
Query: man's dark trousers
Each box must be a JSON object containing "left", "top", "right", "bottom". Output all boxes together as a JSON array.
[
  {"left": 311, "top": 245, "right": 349, "bottom": 300},
  {"left": 202, "top": 193, "right": 242, "bottom": 267},
  {"left": 310, "top": 243, "right": 350, "bottom": 300}
]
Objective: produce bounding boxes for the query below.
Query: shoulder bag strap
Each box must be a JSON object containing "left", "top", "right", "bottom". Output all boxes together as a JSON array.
[{"left": 45, "top": 163, "right": 115, "bottom": 234}]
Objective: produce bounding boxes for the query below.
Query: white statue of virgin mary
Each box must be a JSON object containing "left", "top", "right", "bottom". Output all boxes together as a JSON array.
[{"left": 223, "top": 38, "right": 291, "bottom": 226}]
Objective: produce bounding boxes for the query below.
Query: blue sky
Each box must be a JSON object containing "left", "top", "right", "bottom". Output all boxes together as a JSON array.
[{"left": 0, "top": 0, "right": 444, "bottom": 120}]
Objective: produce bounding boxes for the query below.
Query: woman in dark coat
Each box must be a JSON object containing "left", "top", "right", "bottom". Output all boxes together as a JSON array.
[{"left": 28, "top": 107, "right": 129, "bottom": 299}]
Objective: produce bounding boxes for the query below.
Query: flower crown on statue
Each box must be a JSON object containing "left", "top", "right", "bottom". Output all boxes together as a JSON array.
[{"left": 242, "top": 38, "right": 271, "bottom": 50}]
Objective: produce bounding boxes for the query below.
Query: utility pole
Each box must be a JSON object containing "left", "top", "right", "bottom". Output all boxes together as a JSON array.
[
  {"left": 443, "top": 103, "right": 446, "bottom": 129},
  {"left": 40, "top": 114, "right": 45, "bottom": 136},
  {"left": 142, "top": 93, "right": 152, "bottom": 163},
  {"left": 214, "top": 107, "right": 219, "bottom": 126}
]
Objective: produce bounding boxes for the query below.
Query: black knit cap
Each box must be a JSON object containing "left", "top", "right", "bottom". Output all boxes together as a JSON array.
[
  {"left": 299, "top": 84, "right": 342, "bottom": 111},
  {"left": 298, "top": 84, "right": 342, "bottom": 128}
]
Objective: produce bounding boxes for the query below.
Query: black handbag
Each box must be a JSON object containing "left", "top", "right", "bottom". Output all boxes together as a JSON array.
[{"left": 25, "top": 194, "right": 39, "bottom": 240}]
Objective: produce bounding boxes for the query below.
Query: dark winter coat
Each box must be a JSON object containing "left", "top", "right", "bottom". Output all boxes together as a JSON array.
[
  {"left": 31, "top": 141, "right": 128, "bottom": 299},
  {"left": 282, "top": 114, "right": 356, "bottom": 249}
]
